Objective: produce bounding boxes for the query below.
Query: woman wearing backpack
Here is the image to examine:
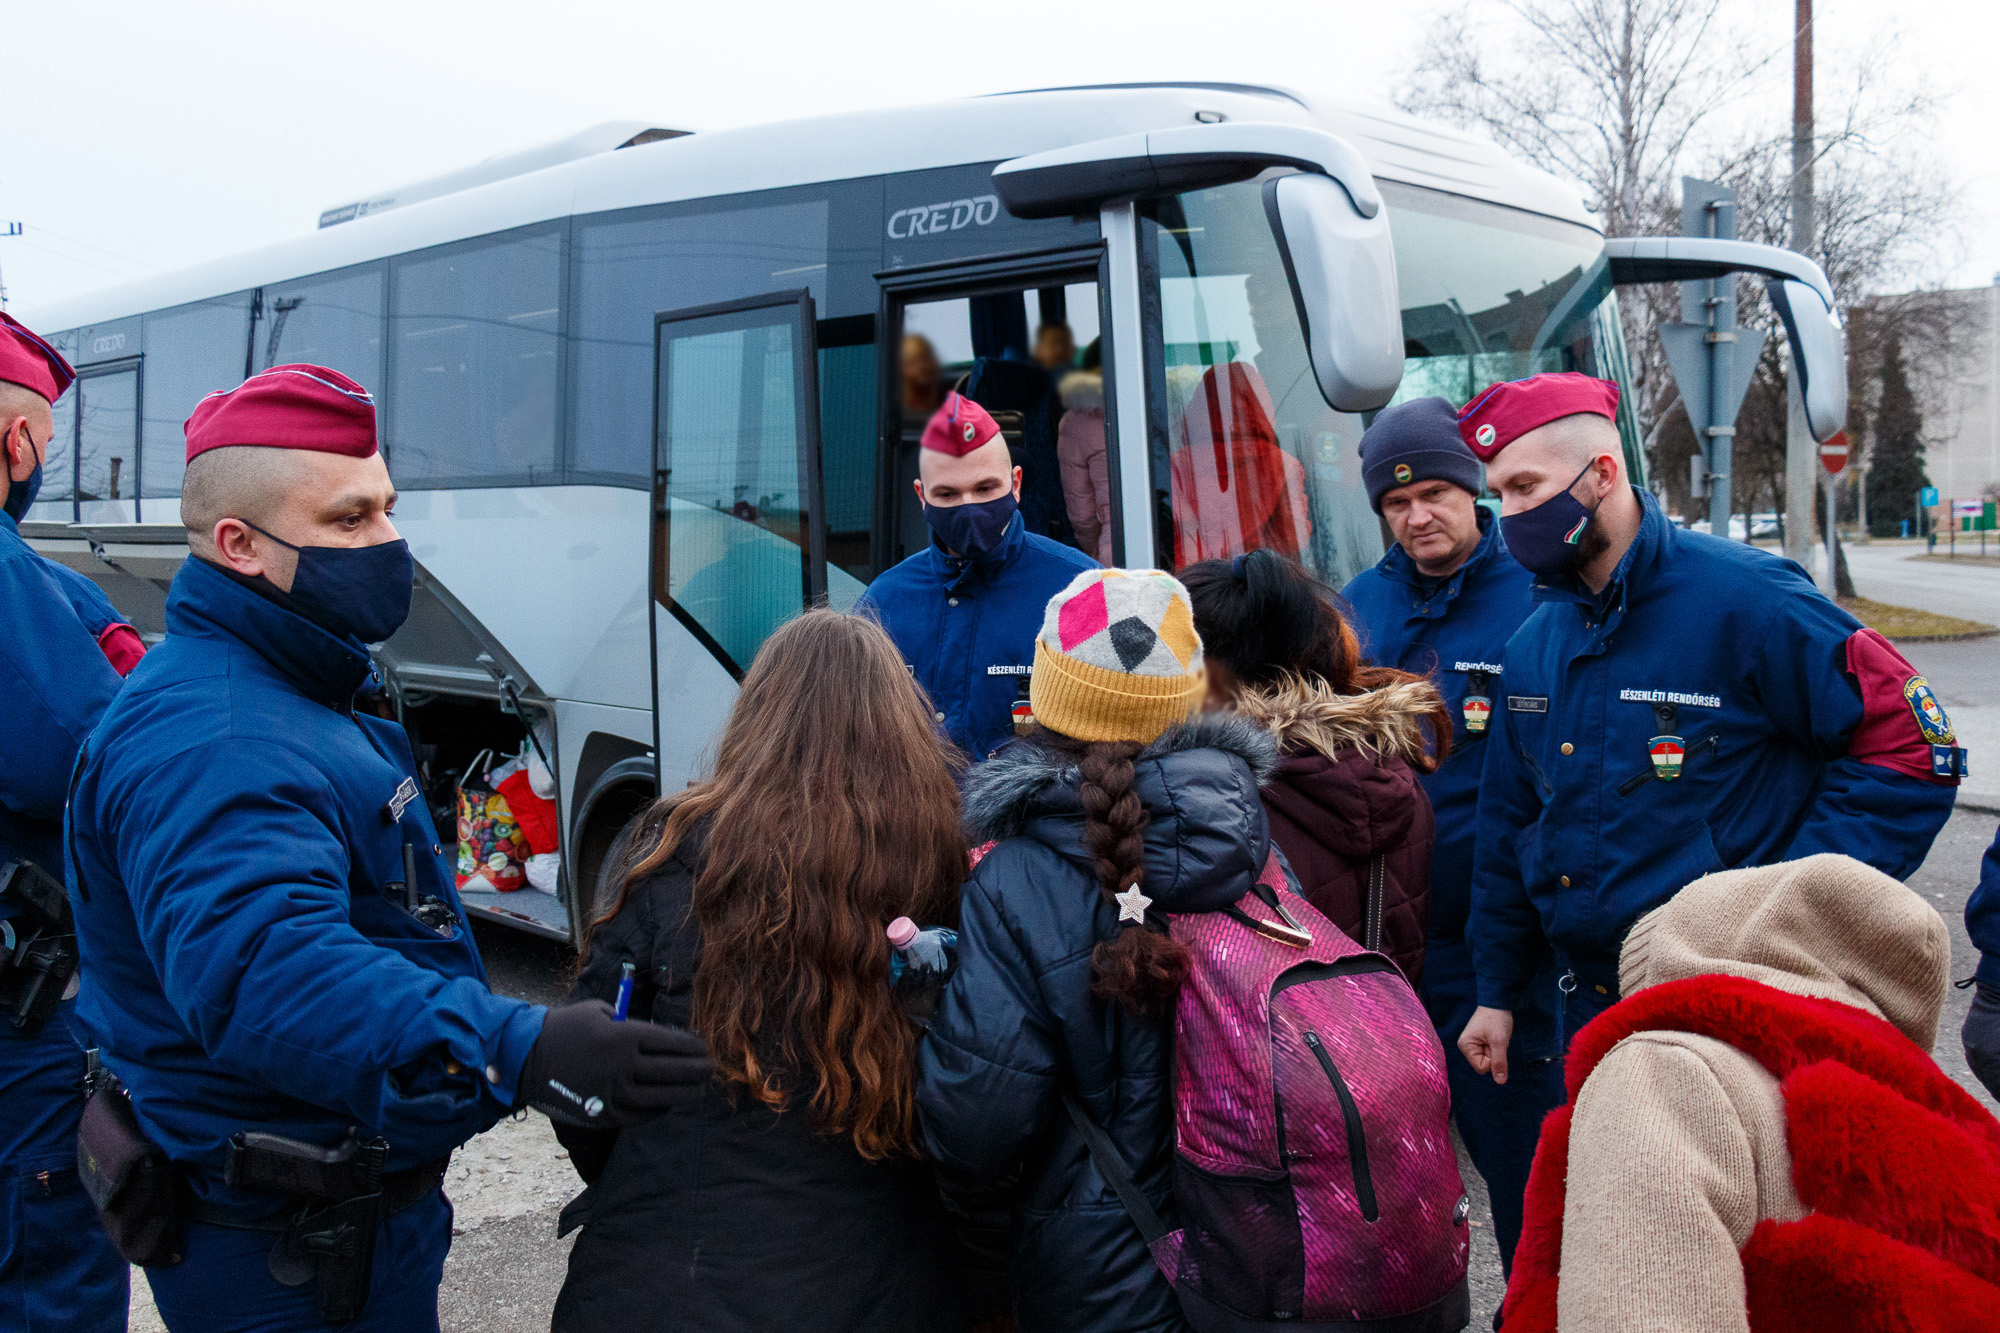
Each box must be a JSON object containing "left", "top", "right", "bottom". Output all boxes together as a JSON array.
[
  {"left": 1181, "top": 549, "right": 1450, "bottom": 983},
  {"left": 550, "top": 610, "right": 970, "bottom": 1332},
  {"left": 917, "top": 567, "right": 1274, "bottom": 1330}
]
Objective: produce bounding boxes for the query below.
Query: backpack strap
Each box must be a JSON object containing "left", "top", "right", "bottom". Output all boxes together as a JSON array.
[
  {"left": 1059, "top": 1090, "right": 1171, "bottom": 1246},
  {"left": 1364, "top": 854, "right": 1386, "bottom": 953}
]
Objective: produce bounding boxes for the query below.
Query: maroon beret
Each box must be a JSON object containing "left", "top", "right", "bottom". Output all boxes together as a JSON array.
[
  {"left": 185, "top": 364, "right": 377, "bottom": 462},
  {"left": 0, "top": 313, "right": 76, "bottom": 404},
  {"left": 920, "top": 392, "right": 1002, "bottom": 458},
  {"left": 1456, "top": 373, "right": 1620, "bottom": 461}
]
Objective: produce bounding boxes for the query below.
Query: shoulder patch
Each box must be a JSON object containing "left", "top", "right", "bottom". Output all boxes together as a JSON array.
[{"left": 1905, "top": 676, "right": 1955, "bottom": 744}]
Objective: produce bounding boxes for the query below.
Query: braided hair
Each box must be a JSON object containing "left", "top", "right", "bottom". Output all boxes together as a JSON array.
[{"left": 1043, "top": 734, "right": 1190, "bottom": 1017}]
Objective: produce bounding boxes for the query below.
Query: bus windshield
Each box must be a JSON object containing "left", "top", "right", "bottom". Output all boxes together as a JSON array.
[{"left": 1143, "top": 175, "right": 1634, "bottom": 587}]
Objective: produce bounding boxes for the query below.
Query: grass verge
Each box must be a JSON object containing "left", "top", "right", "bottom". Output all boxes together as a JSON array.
[{"left": 1839, "top": 596, "right": 1997, "bottom": 642}]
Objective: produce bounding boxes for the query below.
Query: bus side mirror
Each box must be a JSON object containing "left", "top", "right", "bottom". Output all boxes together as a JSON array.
[
  {"left": 1601, "top": 237, "right": 1848, "bottom": 442},
  {"left": 1262, "top": 172, "right": 1405, "bottom": 413},
  {"left": 1765, "top": 278, "right": 1848, "bottom": 442}
]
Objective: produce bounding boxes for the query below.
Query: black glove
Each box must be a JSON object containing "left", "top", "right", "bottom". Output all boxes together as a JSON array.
[
  {"left": 1964, "top": 983, "right": 2000, "bottom": 1102},
  {"left": 517, "top": 1000, "right": 712, "bottom": 1127}
]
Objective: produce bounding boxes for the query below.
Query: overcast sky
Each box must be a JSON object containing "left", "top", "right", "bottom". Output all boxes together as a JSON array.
[{"left": 5, "top": 0, "right": 1993, "bottom": 315}]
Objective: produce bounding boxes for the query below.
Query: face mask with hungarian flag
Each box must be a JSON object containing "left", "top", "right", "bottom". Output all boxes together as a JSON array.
[{"left": 1500, "top": 460, "right": 1602, "bottom": 578}]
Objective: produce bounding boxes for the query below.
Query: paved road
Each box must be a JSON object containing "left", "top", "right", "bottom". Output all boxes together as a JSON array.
[{"left": 1842, "top": 540, "right": 2000, "bottom": 626}]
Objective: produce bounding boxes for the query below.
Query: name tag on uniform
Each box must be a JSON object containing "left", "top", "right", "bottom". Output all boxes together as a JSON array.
[
  {"left": 385, "top": 777, "right": 420, "bottom": 823},
  {"left": 1506, "top": 696, "right": 1548, "bottom": 713}
]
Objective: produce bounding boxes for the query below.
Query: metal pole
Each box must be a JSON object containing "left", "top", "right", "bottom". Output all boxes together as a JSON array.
[
  {"left": 1785, "top": 0, "right": 1823, "bottom": 584},
  {"left": 1705, "top": 197, "right": 1736, "bottom": 539}
]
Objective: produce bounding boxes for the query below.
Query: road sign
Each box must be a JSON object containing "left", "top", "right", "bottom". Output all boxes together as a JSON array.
[
  {"left": 1818, "top": 431, "right": 1849, "bottom": 475},
  {"left": 1920, "top": 486, "right": 1940, "bottom": 508}
]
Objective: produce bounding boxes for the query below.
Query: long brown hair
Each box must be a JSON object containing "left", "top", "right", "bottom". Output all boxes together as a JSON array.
[
  {"left": 1180, "top": 549, "right": 1452, "bottom": 772},
  {"left": 606, "top": 610, "right": 966, "bottom": 1160},
  {"left": 1036, "top": 733, "right": 1191, "bottom": 1018}
]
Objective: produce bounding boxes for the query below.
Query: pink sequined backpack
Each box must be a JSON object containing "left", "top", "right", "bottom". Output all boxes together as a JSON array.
[{"left": 1064, "top": 850, "right": 1471, "bottom": 1331}]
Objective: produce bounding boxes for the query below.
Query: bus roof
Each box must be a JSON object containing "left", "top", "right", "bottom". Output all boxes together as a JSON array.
[{"left": 23, "top": 83, "right": 1596, "bottom": 331}]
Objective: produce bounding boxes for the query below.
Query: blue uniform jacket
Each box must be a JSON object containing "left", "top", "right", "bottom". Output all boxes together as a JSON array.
[
  {"left": 67, "top": 557, "right": 545, "bottom": 1204},
  {"left": 1342, "top": 508, "right": 1536, "bottom": 944},
  {"left": 857, "top": 511, "right": 1097, "bottom": 760},
  {"left": 1471, "top": 489, "right": 1961, "bottom": 1007},
  {"left": 1968, "top": 822, "right": 2000, "bottom": 987},
  {"left": 0, "top": 512, "right": 122, "bottom": 874}
]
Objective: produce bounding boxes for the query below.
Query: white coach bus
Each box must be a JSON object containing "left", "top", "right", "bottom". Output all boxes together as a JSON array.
[{"left": 18, "top": 83, "right": 1846, "bottom": 944}]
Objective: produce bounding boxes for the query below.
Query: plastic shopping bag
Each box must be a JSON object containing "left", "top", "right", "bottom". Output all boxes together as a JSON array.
[
  {"left": 494, "top": 746, "right": 561, "bottom": 897},
  {"left": 456, "top": 749, "right": 531, "bottom": 893}
]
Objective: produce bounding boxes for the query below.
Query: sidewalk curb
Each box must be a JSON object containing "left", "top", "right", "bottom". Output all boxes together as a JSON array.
[
  {"left": 1892, "top": 628, "right": 2000, "bottom": 644},
  {"left": 1960, "top": 798, "right": 2000, "bottom": 818}
]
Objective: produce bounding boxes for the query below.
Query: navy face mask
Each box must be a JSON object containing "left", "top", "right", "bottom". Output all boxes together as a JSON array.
[
  {"left": 925, "top": 491, "right": 1017, "bottom": 562},
  {"left": 1500, "top": 460, "right": 1602, "bottom": 578},
  {"left": 4, "top": 424, "right": 44, "bottom": 522},
  {"left": 246, "top": 523, "right": 415, "bottom": 645}
]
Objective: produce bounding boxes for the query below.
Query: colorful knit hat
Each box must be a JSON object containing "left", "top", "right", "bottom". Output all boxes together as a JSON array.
[{"left": 1030, "top": 569, "right": 1206, "bottom": 744}]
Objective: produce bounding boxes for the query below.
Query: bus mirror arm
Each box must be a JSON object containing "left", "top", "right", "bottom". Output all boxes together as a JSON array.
[{"left": 1602, "top": 237, "right": 1847, "bottom": 443}]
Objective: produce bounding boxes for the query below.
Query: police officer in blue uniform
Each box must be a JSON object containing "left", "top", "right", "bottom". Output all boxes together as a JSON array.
[
  {"left": 0, "top": 313, "right": 130, "bottom": 1331},
  {"left": 1962, "top": 822, "right": 2000, "bottom": 1101},
  {"left": 1454, "top": 373, "right": 1965, "bottom": 1085},
  {"left": 859, "top": 392, "right": 1098, "bottom": 760},
  {"left": 1340, "top": 396, "right": 1560, "bottom": 1277},
  {"left": 67, "top": 365, "right": 711, "bottom": 1332}
]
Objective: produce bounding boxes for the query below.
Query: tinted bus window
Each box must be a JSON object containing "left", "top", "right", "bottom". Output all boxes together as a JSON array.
[
  {"left": 259, "top": 265, "right": 386, "bottom": 392},
  {"left": 818, "top": 338, "right": 875, "bottom": 600},
  {"left": 571, "top": 198, "right": 829, "bottom": 485},
  {"left": 76, "top": 366, "right": 139, "bottom": 522},
  {"left": 44, "top": 385, "right": 75, "bottom": 506},
  {"left": 389, "top": 226, "right": 562, "bottom": 487},
  {"left": 142, "top": 293, "right": 253, "bottom": 500}
]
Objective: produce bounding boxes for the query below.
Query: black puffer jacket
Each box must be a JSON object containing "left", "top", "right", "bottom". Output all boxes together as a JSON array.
[
  {"left": 551, "top": 825, "right": 964, "bottom": 1333},
  {"left": 917, "top": 715, "right": 1278, "bottom": 1332}
]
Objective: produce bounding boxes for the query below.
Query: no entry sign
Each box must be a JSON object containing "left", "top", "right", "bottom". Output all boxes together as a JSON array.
[{"left": 1818, "top": 430, "right": 1849, "bottom": 475}]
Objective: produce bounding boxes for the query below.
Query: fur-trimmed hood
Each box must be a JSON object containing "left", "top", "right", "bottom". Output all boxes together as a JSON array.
[
  {"left": 1059, "top": 369, "right": 1105, "bottom": 413},
  {"left": 962, "top": 712, "right": 1278, "bottom": 914},
  {"left": 1231, "top": 674, "right": 1442, "bottom": 766}
]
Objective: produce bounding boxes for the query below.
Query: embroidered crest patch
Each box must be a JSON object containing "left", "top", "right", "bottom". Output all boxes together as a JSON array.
[
  {"left": 1649, "top": 735, "right": 1685, "bottom": 781},
  {"left": 1904, "top": 676, "right": 1954, "bottom": 744}
]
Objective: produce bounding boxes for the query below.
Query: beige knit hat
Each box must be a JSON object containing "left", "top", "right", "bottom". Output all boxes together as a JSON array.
[
  {"left": 1618, "top": 852, "right": 1950, "bottom": 1048},
  {"left": 1029, "top": 568, "right": 1206, "bottom": 744}
]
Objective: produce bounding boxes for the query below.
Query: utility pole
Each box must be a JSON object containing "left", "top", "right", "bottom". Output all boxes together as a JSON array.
[{"left": 1785, "top": 0, "right": 1825, "bottom": 586}]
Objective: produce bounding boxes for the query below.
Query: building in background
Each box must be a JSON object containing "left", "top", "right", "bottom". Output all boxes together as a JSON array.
[{"left": 1863, "top": 279, "right": 2000, "bottom": 531}]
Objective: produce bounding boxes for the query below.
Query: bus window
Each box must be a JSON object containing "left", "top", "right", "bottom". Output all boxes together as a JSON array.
[
  {"left": 1144, "top": 180, "right": 1376, "bottom": 584},
  {"left": 817, "top": 327, "right": 876, "bottom": 603},
  {"left": 571, "top": 198, "right": 831, "bottom": 486},
  {"left": 1380, "top": 181, "right": 1642, "bottom": 477},
  {"left": 43, "top": 383, "right": 74, "bottom": 511},
  {"left": 892, "top": 282, "right": 1102, "bottom": 566},
  {"left": 142, "top": 292, "right": 255, "bottom": 504},
  {"left": 653, "top": 297, "right": 818, "bottom": 675},
  {"left": 75, "top": 366, "right": 140, "bottom": 524},
  {"left": 389, "top": 226, "right": 562, "bottom": 487},
  {"left": 258, "top": 265, "right": 386, "bottom": 392}
]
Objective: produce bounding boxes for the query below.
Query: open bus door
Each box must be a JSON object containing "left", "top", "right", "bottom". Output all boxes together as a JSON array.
[{"left": 647, "top": 290, "right": 825, "bottom": 792}]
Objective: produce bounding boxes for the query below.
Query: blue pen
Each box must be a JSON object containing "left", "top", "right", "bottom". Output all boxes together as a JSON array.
[{"left": 613, "top": 961, "right": 636, "bottom": 1021}]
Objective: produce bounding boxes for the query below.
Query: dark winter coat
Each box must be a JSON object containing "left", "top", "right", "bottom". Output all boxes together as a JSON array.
[
  {"left": 918, "top": 714, "right": 1279, "bottom": 1333},
  {"left": 550, "top": 826, "right": 964, "bottom": 1333},
  {"left": 1232, "top": 677, "right": 1441, "bottom": 983}
]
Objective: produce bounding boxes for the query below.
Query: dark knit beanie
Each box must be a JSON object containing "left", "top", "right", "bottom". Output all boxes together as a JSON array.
[{"left": 1360, "top": 396, "right": 1485, "bottom": 513}]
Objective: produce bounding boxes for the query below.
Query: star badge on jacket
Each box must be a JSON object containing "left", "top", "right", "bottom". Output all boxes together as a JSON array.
[{"left": 1115, "top": 885, "right": 1152, "bottom": 923}]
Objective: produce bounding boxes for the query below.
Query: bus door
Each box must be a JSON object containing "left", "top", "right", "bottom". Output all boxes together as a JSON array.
[
  {"left": 648, "top": 290, "right": 825, "bottom": 782},
  {"left": 877, "top": 247, "right": 1114, "bottom": 571}
]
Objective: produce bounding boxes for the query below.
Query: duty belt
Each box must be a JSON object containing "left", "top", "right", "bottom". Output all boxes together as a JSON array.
[
  {"left": 186, "top": 1131, "right": 447, "bottom": 1325},
  {"left": 0, "top": 858, "right": 79, "bottom": 1035}
]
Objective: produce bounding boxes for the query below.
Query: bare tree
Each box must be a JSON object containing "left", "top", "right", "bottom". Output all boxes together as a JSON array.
[{"left": 1401, "top": 3, "right": 1964, "bottom": 526}]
